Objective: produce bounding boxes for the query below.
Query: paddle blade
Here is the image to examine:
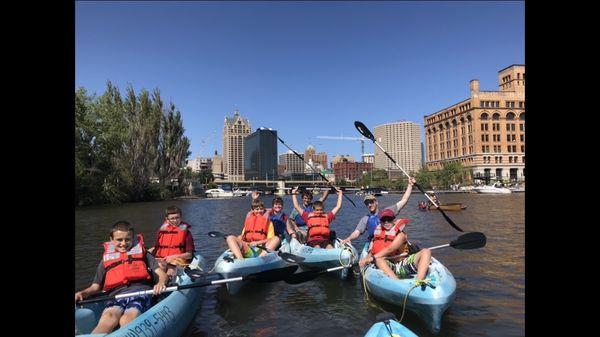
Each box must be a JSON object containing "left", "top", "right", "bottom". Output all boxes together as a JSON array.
[
  {"left": 207, "top": 231, "right": 228, "bottom": 238},
  {"left": 450, "top": 232, "right": 486, "bottom": 249},
  {"left": 354, "top": 121, "right": 375, "bottom": 141},
  {"left": 244, "top": 265, "right": 299, "bottom": 283}
]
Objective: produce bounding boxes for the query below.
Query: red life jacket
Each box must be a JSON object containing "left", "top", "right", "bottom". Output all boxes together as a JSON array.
[
  {"left": 306, "top": 212, "right": 331, "bottom": 242},
  {"left": 243, "top": 213, "right": 270, "bottom": 242},
  {"left": 102, "top": 234, "right": 152, "bottom": 292},
  {"left": 370, "top": 218, "right": 409, "bottom": 256},
  {"left": 154, "top": 221, "right": 191, "bottom": 258}
]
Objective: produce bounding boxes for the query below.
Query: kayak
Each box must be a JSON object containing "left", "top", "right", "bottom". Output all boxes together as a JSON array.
[
  {"left": 421, "top": 203, "right": 467, "bottom": 211},
  {"left": 75, "top": 253, "right": 207, "bottom": 336},
  {"left": 213, "top": 247, "right": 289, "bottom": 294},
  {"left": 360, "top": 244, "right": 456, "bottom": 334},
  {"left": 280, "top": 237, "right": 358, "bottom": 279},
  {"left": 364, "top": 319, "right": 418, "bottom": 337}
]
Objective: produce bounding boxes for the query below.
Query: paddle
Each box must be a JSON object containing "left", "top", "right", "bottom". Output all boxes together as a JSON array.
[
  {"left": 354, "top": 121, "right": 464, "bottom": 232},
  {"left": 283, "top": 265, "right": 349, "bottom": 284},
  {"left": 381, "top": 232, "right": 486, "bottom": 261},
  {"left": 261, "top": 127, "right": 357, "bottom": 208},
  {"left": 76, "top": 265, "right": 299, "bottom": 305},
  {"left": 206, "top": 231, "right": 305, "bottom": 263}
]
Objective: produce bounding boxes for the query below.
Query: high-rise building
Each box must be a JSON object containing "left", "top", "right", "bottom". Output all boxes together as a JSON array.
[
  {"left": 424, "top": 65, "right": 525, "bottom": 183},
  {"left": 373, "top": 121, "right": 422, "bottom": 174},
  {"left": 212, "top": 150, "right": 224, "bottom": 180},
  {"left": 244, "top": 128, "right": 278, "bottom": 180},
  {"left": 279, "top": 151, "right": 304, "bottom": 176},
  {"left": 305, "top": 145, "right": 328, "bottom": 169},
  {"left": 222, "top": 108, "right": 251, "bottom": 181}
]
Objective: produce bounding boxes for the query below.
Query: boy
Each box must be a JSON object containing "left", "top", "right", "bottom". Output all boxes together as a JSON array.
[
  {"left": 148, "top": 206, "right": 195, "bottom": 278},
  {"left": 249, "top": 192, "right": 288, "bottom": 243},
  {"left": 226, "top": 199, "right": 279, "bottom": 259},
  {"left": 75, "top": 221, "right": 167, "bottom": 334},
  {"left": 358, "top": 209, "right": 431, "bottom": 281},
  {"left": 292, "top": 188, "right": 343, "bottom": 249},
  {"left": 286, "top": 187, "right": 330, "bottom": 241}
]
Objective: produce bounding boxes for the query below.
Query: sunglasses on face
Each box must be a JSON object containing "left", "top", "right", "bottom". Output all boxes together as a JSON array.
[
  {"left": 365, "top": 200, "right": 376, "bottom": 205},
  {"left": 381, "top": 216, "right": 395, "bottom": 223}
]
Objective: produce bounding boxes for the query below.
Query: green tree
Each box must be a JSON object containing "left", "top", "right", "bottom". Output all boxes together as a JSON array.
[{"left": 157, "top": 102, "right": 191, "bottom": 193}]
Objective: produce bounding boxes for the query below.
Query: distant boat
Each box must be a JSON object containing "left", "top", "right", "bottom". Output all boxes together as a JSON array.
[
  {"left": 473, "top": 183, "right": 512, "bottom": 194},
  {"left": 205, "top": 188, "right": 234, "bottom": 198}
]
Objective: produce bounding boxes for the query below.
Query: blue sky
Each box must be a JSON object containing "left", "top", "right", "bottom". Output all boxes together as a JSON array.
[{"left": 76, "top": 1, "right": 524, "bottom": 162}]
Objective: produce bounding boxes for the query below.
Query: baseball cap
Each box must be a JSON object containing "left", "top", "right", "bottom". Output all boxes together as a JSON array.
[
  {"left": 363, "top": 194, "right": 377, "bottom": 203},
  {"left": 378, "top": 208, "right": 396, "bottom": 221}
]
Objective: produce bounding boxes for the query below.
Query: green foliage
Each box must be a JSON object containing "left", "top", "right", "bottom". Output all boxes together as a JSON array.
[{"left": 75, "top": 82, "right": 191, "bottom": 206}]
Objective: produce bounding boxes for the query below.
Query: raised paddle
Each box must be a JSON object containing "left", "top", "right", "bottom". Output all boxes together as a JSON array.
[
  {"left": 354, "top": 121, "right": 464, "bottom": 232},
  {"left": 206, "top": 231, "right": 306, "bottom": 263},
  {"left": 261, "top": 127, "right": 357, "bottom": 208},
  {"left": 77, "top": 265, "right": 299, "bottom": 305}
]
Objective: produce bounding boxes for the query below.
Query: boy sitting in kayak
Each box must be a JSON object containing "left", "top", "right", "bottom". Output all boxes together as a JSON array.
[
  {"left": 292, "top": 187, "right": 343, "bottom": 249},
  {"left": 75, "top": 221, "right": 167, "bottom": 334},
  {"left": 148, "top": 206, "right": 195, "bottom": 279},
  {"left": 248, "top": 192, "right": 288, "bottom": 245},
  {"left": 287, "top": 187, "right": 330, "bottom": 242},
  {"left": 226, "top": 199, "right": 279, "bottom": 259},
  {"left": 358, "top": 209, "right": 432, "bottom": 281}
]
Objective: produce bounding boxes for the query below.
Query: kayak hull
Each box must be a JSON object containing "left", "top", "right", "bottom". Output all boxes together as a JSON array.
[
  {"left": 213, "top": 249, "right": 288, "bottom": 294},
  {"left": 280, "top": 238, "right": 358, "bottom": 279},
  {"left": 75, "top": 253, "right": 207, "bottom": 337},
  {"left": 364, "top": 319, "right": 418, "bottom": 337},
  {"left": 360, "top": 245, "right": 455, "bottom": 334}
]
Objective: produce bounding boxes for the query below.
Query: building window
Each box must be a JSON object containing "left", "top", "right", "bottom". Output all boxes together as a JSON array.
[
  {"left": 521, "top": 145, "right": 525, "bottom": 152},
  {"left": 520, "top": 123, "right": 524, "bottom": 131},
  {"left": 507, "top": 135, "right": 511, "bottom": 142},
  {"left": 509, "top": 157, "right": 513, "bottom": 163},
  {"left": 522, "top": 156, "right": 525, "bottom": 163},
  {"left": 512, "top": 134, "right": 516, "bottom": 141},
  {"left": 520, "top": 134, "right": 524, "bottom": 142}
]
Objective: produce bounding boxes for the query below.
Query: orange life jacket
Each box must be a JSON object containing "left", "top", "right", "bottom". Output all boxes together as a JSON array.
[
  {"left": 243, "top": 213, "right": 270, "bottom": 242},
  {"left": 154, "top": 221, "right": 191, "bottom": 258},
  {"left": 306, "top": 212, "right": 331, "bottom": 242},
  {"left": 370, "top": 218, "right": 409, "bottom": 256},
  {"left": 102, "top": 234, "right": 152, "bottom": 292}
]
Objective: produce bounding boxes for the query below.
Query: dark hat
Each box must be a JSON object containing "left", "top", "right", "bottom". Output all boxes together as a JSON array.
[
  {"left": 378, "top": 208, "right": 395, "bottom": 220},
  {"left": 364, "top": 194, "right": 377, "bottom": 203}
]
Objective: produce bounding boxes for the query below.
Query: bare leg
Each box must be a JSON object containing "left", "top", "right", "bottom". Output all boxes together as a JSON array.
[
  {"left": 325, "top": 243, "right": 334, "bottom": 249},
  {"left": 119, "top": 308, "right": 141, "bottom": 328},
  {"left": 92, "top": 307, "right": 122, "bottom": 334},
  {"left": 374, "top": 257, "right": 398, "bottom": 280},
  {"left": 413, "top": 248, "right": 432, "bottom": 280},
  {"left": 261, "top": 236, "right": 281, "bottom": 256},
  {"left": 226, "top": 235, "right": 245, "bottom": 259}
]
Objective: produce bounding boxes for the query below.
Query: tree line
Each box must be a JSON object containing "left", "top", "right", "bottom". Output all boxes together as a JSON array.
[
  {"left": 354, "top": 162, "right": 472, "bottom": 191},
  {"left": 75, "top": 81, "right": 191, "bottom": 206}
]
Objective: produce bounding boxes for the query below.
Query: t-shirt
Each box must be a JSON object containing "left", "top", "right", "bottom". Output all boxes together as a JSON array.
[
  {"left": 354, "top": 204, "right": 399, "bottom": 234},
  {"left": 92, "top": 252, "right": 160, "bottom": 296}
]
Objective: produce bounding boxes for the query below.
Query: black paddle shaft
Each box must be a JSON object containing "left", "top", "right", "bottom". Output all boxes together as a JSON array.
[
  {"left": 264, "top": 128, "right": 357, "bottom": 207},
  {"left": 353, "top": 121, "right": 464, "bottom": 232}
]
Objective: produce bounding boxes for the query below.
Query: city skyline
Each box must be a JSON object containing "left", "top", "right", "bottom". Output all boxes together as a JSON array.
[{"left": 76, "top": 2, "right": 525, "bottom": 161}]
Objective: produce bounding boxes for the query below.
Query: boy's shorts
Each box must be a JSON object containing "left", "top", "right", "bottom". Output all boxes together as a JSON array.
[
  {"left": 307, "top": 239, "right": 332, "bottom": 248},
  {"left": 243, "top": 246, "right": 262, "bottom": 258},
  {"left": 105, "top": 294, "right": 152, "bottom": 314},
  {"left": 389, "top": 253, "right": 418, "bottom": 278}
]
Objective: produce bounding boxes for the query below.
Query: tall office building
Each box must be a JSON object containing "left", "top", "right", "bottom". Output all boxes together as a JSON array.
[
  {"left": 424, "top": 65, "right": 525, "bottom": 182},
  {"left": 279, "top": 151, "right": 304, "bottom": 176},
  {"left": 244, "top": 128, "right": 278, "bottom": 180},
  {"left": 222, "top": 109, "right": 251, "bottom": 181},
  {"left": 212, "top": 150, "right": 224, "bottom": 180},
  {"left": 373, "top": 121, "right": 422, "bottom": 174}
]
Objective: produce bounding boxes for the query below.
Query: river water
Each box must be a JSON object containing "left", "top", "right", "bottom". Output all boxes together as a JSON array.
[{"left": 75, "top": 192, "right": 524, "bottom": 337}]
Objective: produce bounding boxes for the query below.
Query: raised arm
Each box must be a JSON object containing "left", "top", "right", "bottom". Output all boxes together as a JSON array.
[
  {"left": 319, "top": 185, "right": 330, "bottom": 203},
  {"left": 291, "top": 187, "right": 304, "bottom": 215},
  {"left": 330, "top": 189, "right": 344, "bottom": 215},
  {"left": 394, "top": 177, "right": 416, "bottom": 211}
]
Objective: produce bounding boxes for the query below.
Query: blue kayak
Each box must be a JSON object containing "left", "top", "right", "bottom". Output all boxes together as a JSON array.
[
  {"left": 280, "top": 237, "right": 358, "bottom": 279},
  {"left": 360, "top": 244, "right": 455, "bottom": 334},
  {"left": 75, "top": 253, "right": 207, "bottom": 336},
  {"left": 364, "top": 319, "right": 418, "bottom": 337},
  {"left": 212, "top": 248, "right": 289, "bottom": 294}
]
